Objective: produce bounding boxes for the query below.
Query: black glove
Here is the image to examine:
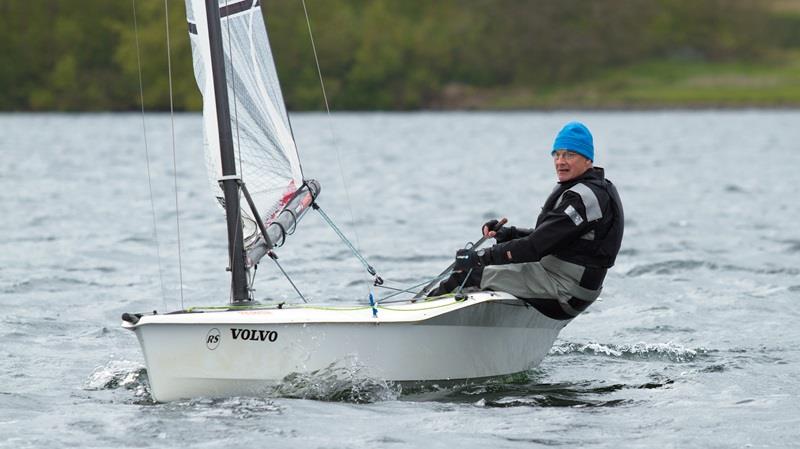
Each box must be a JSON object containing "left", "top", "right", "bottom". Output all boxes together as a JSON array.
[
  {"left": 482, "top": 219, "right": 499, "bottom": 234},
  {"left": 482, "top": 219, "right": 513, "bottom": 243},
  {"left": 453, "top": 248, "right": 492, "bottom": 272}
]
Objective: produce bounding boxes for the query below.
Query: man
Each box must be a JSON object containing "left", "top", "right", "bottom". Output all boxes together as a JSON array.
[{"left": 428, "top": 121, "right": 624, "bottom": 320}]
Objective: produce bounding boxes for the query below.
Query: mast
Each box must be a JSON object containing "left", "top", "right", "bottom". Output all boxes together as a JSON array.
[{"left": 205, "top": 0, "right": 249, "bottom": 302}]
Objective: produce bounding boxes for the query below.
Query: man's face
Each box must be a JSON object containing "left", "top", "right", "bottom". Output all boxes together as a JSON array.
[{"left": 553, "top": 150, "right": 593, "bottom": 182}]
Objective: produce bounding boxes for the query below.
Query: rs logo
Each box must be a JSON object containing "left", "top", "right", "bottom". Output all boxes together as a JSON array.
[{"left": 205, "top": 328, "right": 221, "bottom": 350}]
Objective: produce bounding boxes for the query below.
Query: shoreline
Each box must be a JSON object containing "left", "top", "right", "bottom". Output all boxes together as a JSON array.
[{"left": 2, "top": 105, "right": 800, "bottom": 113}]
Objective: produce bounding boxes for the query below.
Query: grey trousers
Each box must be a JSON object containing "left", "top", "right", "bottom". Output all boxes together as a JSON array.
[{"left": 480, "top": 255, "right": 602, "bottom": 313}]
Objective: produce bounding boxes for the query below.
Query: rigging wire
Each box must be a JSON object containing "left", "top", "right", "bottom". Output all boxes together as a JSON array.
[
  {"left": 132, "top": 0, "right": 168, "bottom": 312},
  {"left": 373, "top": 279, "right": 435, "bottom": 299},
  {"left": 269, "top": 253, "right": 308, "bottom": 303},
  {"left": 163, "top": 0, "right": 185, "bottom": 309},
  {"left": 301, "top": 0, "right": 371, "bottom": 289},
  {"left": 313, "top": 203, "right": 382, "bottom": 283}
]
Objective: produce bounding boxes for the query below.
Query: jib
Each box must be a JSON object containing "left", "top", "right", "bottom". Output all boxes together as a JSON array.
[{"left": 231, "top": 328, "right": 278, "bottom": 342}]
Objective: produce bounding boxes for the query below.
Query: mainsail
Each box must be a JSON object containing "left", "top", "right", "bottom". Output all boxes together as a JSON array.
[{"left": 185, "top": 0, "right": 319, "bottom": 267}]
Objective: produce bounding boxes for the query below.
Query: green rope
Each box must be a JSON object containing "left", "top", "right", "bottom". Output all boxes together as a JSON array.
[{"left": 184, "top": 294, "right": 461, "bottom": 314}]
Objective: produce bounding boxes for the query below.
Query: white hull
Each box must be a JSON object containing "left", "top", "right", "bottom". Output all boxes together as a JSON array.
[{"left": 123, "top": 292, "right": 569, "bottom": 402}]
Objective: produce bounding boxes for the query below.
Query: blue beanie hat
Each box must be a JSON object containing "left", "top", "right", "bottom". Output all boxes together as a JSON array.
[{"left": 552, "top": 121, "right": 594, "bottom": 161}]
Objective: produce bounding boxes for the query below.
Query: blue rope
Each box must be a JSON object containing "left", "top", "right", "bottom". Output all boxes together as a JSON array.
[{"left": 369, "top": 291, "right": 378, "bottom": 318}]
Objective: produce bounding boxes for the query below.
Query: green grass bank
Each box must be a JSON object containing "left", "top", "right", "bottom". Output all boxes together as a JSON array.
[{"left": 439, "top": 52, "right": 800, "bottom": 110}]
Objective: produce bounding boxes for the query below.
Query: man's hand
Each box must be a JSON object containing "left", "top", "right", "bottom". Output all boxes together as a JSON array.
[
  {"left": 482, "top": 218, "right": 512, "bottom": 242},
  {"left": 453, "top": 248, "right": 491, "bottom": 272},
  {"left": 482, "top": 219, "right": 501, "bottom": 238}
]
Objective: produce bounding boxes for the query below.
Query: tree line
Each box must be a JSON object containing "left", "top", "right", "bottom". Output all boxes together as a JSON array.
[{"left": 1, "top": 0, "right": 798, "bottom": 111}]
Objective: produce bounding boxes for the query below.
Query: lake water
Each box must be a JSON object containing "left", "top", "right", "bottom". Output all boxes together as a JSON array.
[{"left": 1, "top": 111, "right": 799, "bottom": 448}]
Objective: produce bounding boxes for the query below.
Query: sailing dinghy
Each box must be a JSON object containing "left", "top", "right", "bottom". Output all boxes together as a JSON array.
[{"left": 122, "top": 0, "right": 571, "bottom": 402}]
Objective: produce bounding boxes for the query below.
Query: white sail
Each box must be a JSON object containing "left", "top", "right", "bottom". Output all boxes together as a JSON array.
[{"left": 185, "top": 0, "right": 304, "bottom": 232}]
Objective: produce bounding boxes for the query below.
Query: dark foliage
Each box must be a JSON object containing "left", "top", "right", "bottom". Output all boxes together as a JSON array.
[{"left": 0, "top": 0, "right": 791, "bottom": 111}]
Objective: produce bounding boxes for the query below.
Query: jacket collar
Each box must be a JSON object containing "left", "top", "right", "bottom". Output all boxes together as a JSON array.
[{"left": 558, "top": 167, "right": 605, "bottom": 186}]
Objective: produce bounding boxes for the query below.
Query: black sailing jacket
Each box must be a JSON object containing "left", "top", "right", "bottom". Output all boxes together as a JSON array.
[{"left": 487, "top": 167, "right": 624, "bottom": 269}]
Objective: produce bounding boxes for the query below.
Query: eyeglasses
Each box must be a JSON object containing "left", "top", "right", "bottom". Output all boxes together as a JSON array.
[{"left": 552, "top": 150, "right": 579, "bottom": 160}]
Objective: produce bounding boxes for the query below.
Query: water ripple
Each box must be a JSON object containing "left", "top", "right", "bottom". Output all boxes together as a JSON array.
[
  {"left": 625, "top": 325, "right": 696, "bottom": 334},
  {"left": 780, "top": 239, "right": 800, "bottom": 253},
  {"left": 3, "top": 276, "right": 101, "bottom": 293},
  {"left": 723, "top": 184, "right": 748, "bottom": 193},
  {"left": 549, "top": 341, "right": 708, "bottom": 363},
  {"left": 182, "top": 397, "right": 284, "bottom": 418},
  {"left": 476, "top": 395, "right": 630, "bottom": 408},
  {"left": 370, "top": 254, "right": 445, "bottom": 263},
  {"left": 406, "top": 373, "right": 674, "bottom": 409},
  {"left": 626, "top": 259, "right": 799, "bottom": 277}
]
